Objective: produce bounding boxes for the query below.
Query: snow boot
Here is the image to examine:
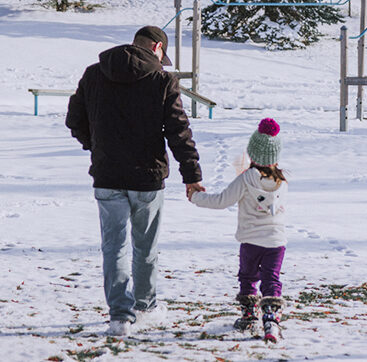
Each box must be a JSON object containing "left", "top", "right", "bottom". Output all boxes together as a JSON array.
[
  {"left": 260, "top": 296, "right": 285, "bottom": 343},
  {"left": 233, "top": 294, "right": 262, "bottom": 337}
]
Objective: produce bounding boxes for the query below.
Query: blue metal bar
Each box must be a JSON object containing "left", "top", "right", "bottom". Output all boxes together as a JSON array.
[
  {"left": 162, "top": 7, "right": 193, "bottom": 30},
  {"left": 34, "top": 95, "right": 38, "bottom": 116},
  {"left": 349, "top": 27, "right": 367, "bottom": 39},
  {"left": 209, "top": 107, "right": 213, "bottom": 119},
  {"left": 210, "top": 0, "right": 350, "bottom": 6}
]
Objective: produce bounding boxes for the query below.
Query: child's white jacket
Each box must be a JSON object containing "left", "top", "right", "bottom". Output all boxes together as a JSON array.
[{"left": 191, "top": 167, "right": 287, "bottom": 248}]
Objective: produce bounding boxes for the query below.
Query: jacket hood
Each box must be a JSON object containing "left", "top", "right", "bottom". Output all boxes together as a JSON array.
[
  {"left": 243, "top": 168, "right": 287, "bottom": 216},
  {"left": 99, "top": 45, "right": 163, "bottom": 83}
]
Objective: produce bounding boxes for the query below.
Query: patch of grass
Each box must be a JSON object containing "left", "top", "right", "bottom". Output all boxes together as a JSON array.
[
  {"left": 228, "top": 343, "right": 240, "bottom": 351},
  {"left": 66, "top": 347, "right": 105, "bottom": 361},
  {"left": 214, "top": 358, "right": 231, "bottom": 362},
  {"left": 178, "top": 343, "right": 197, "bottom": 350},
  {"left": 199, "top": 331, "right": 225, "bottom": 341},
  {"left": 140, "top": 348, "right": 169, "bottom": 359},
  {"left": 203, "top": 311, "right": 238, "bottom": 321},
  {"left": 68, "top": 325, "right": 84, "bottom": 334},
  {"left": 167, "top": 306, "right": 198, "bottom": 312},
  {"left": 128, "top": 338, "right": 150, "bottom": 345},
  {"left": 187, "top": 321, "right": 202, "bottom": 327},
  {"left": 283, "top": 310, "right": 337, "bottom": 322},
  {"left": 247, "top": 351, "right": 267, "bottom": 360},
  {"left": 194, "top": 269, "right": 212, "bottom": 274},
  {"left": 296, "top": 284, "right": 367, "bottom": 305},
  {"left": 66, "top": 303, "right": 80, "bottom": 311},
  {"left": 104, "top": 344, "right": 127, "bottom": 355}
]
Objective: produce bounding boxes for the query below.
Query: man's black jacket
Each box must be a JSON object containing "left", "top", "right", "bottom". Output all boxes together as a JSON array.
[{"left": 66, "top": 45, "right": 202, "bottom": 191}]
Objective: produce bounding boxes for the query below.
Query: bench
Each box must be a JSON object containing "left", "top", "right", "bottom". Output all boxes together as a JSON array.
[
  {"left": 28, "top": 85, "right": 216, "bottom": 119},
  {"left": 179, "top": 86, "right": 216, "bottom": 119},
  {"left": 28, "top": 89, "right": 75, "bottom": 116}
]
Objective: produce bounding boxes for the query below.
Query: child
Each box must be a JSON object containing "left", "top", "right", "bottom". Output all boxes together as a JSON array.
[{"left": 188, "top": 118, "right": 287, "bottom": 343}]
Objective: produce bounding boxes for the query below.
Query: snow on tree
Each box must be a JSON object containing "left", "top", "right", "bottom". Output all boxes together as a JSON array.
[
  {"left": 37, "top": 0, "right": 101, "bottom": 12},
  {"left": 55, "top": 0, "right": 69, "bottom": 11},
  {"left": 201, "top": 1, "right": 344, "bottom": 50}
]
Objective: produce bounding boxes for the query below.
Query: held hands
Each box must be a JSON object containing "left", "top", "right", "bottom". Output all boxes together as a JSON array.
[{"left": 186, "top": 182, "right": 205, "bottom": 201}]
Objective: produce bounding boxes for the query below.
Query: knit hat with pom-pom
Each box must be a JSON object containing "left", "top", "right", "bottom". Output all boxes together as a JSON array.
[{"left": 247, "top": 118, "right": 282, "bottom": 166}]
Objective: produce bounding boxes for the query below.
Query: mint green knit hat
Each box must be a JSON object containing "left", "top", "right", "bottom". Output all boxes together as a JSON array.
[{"left": 247, "top": 118, "right": 282, "bottom": 166}]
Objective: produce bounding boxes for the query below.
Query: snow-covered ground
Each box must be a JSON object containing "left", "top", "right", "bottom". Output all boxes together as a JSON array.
[{"left": 0, "top": 1, "right": 366, "bottom": 361}]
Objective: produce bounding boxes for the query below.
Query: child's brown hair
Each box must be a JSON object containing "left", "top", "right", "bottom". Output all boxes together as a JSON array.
[{"left": 249, "top": 162, "right": 286, "bottom": 184}]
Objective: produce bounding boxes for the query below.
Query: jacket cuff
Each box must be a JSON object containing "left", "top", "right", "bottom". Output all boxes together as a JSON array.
[
  {"left": 182, "top": 165, "right": 202, "bottom": 184},
  {"left": 190, "top": 191, "right": 201, "bottom": 204}
]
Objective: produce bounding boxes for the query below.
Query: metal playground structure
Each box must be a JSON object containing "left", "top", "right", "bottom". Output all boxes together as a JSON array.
[
  {"left": 167, "top": 0, "right": 362, "bottom": 131},
  {"left": 340, "top": 0, "right": 367, "bottom": 131},
  {"left": 163, "top": 1, "right": 216, "bottom": 119},
  {"left": 29, "top": 0, "right": 364, "bottom": 130}
]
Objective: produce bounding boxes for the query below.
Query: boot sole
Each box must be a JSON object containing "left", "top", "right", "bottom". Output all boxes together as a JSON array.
[{"left": 264, "top": 333, "right": 277, "bottom": 343}]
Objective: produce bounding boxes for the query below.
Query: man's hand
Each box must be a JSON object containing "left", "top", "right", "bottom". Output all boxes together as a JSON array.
[{"left": 186, "top": 182, "right": 205, "bottom": 199}]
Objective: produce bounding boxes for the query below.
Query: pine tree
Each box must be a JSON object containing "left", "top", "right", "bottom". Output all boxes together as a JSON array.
[
  {"left": 37, "top": 0, "right": 99, "bottom": 12},
  {"left": 201, "top": 1, "right": 344, "bottom": 50},
  {"left": 55, "top": 0, "right": 69, "bottom": 11}
]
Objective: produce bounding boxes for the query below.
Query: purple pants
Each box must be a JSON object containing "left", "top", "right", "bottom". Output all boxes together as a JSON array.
[{"left": 238, "top": 243, "right": 285, "bottom": 297}]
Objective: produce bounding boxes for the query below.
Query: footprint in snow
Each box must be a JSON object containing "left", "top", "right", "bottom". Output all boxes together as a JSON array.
[
  {"left": 296, "top": 229, "right": 320, "bottom": 239},
  {"left": 345, "top": 250, "right": 358, "bottom": 257},
  {"left": 328, "top": 239, "right": 347, "bottom": 252},
  {"left": 307, "top": 232, "right": 320, "bottom": 239},
  {"left": 210, "top": 137, "right": 230, "bottom": 190},
  {"left": 6, "top": 213, "right": 20, "bottom": 218},
  {"left": 328, "top": 239, "right": 358, "bottom": 257},
  {"left": 0, "top": 243, "right": 16, "bottom": 251},
  {"left": 215, "top": 164, "right": 227, "bottom": 172}
]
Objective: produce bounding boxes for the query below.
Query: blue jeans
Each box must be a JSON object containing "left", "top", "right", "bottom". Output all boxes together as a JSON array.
[{"left": 94, "top": 188, "right": 164, "bottom": 322}]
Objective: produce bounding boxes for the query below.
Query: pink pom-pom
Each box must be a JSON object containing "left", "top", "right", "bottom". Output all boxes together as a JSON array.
[{"left": 258, "top": 118, "right": 280, "bottom": 137}]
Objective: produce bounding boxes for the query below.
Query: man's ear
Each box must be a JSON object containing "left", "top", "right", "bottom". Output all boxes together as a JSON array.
[{"left": 153, "top": 41, "right": 163, "bottom": 52}]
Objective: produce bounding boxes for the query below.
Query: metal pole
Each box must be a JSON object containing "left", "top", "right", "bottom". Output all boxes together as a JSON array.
[
  {"left": 357, "top": 0, "right": 366, "bottom": 120},
  {"left": 340, "top": 26, "right": 348, "bottom": 132},
  {"left": 348, "top": 0, "right": 352, "bottom": 17},
  {"left": 175, "top": 0, "right": 182, "bottom": 71},
  {"left": 192, "top": 0, "right": 201, "bottom": 118},
  {"left": 209, "top": 107, "right": 213, "bottom": 119},
  {"left": 34, "top": 95, "right": 38, "bottom": 116}
]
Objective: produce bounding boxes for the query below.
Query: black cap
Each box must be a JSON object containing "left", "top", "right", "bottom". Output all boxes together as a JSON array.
[{"left": 135, "top": 26, "right": 172, "bottom": 66}]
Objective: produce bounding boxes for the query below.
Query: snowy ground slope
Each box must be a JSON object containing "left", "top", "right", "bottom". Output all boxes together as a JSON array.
[{"left": 0, "top": 0, "right": 367, "bottom": 361}]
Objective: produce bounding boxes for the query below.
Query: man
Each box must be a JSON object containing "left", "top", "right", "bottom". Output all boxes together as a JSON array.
[{"left": 65, "top": 26, "right": 204, "bottom": 336}]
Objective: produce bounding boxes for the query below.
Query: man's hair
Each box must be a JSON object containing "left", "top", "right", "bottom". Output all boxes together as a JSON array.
[{"left": 133, "top": 35, "right": 156, "bottom": 49}]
